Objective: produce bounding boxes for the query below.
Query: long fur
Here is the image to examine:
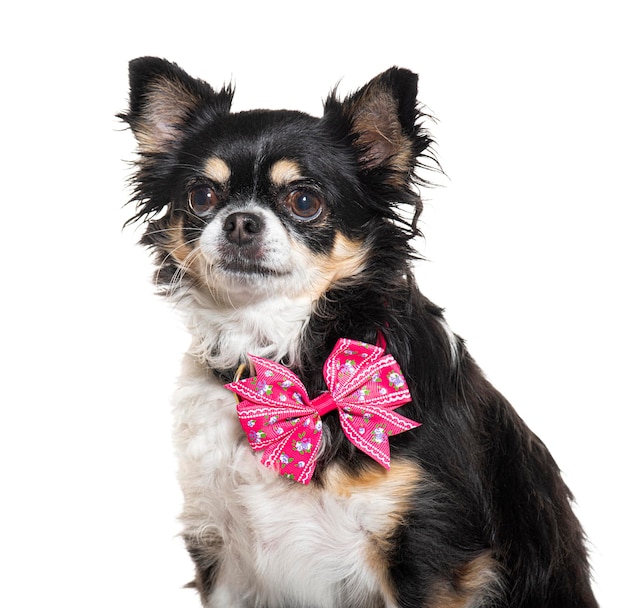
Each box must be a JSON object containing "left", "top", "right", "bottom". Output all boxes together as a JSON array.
[{"left": 120, "top": 57, "right": 598, "bottom": 607}]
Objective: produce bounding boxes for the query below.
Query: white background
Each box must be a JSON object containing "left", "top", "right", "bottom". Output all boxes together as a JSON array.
[{"left": 2, "top": 1, "right": 623, "bottom": 606}]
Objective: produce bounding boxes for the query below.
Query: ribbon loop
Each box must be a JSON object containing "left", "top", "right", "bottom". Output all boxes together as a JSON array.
[{"left": 225, "top": 338, "right": 420, "bottom": 484}]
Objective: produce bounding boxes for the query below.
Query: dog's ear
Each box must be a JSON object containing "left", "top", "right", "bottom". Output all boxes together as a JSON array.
[
  {"left": 325, "top": 68, "right": 431, "bottom": 188},
  {"left": 120, "top": 57, "right": 233, "bottom": 153}
]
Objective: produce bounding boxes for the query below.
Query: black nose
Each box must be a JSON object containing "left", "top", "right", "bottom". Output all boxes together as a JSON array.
[{"left": 222, "top": 212, "right": 265, "bottom": 246}]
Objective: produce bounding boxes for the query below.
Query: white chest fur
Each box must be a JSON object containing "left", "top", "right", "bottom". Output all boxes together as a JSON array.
[{"left": 172, "top": 354, "right": 403, "bottom": 607}]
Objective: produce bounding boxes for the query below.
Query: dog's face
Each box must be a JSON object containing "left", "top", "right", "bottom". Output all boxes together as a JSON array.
[
  {"left": 158, "top": 109, "right": 372, "bottom": 302},
  {"left": 122, "top": 58, "right": 432, "bottom": 304}
]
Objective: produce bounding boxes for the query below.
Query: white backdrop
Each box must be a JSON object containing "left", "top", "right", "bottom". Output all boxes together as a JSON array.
[{"left": 2, "top": 1, "right": 623, "bottom": 606}]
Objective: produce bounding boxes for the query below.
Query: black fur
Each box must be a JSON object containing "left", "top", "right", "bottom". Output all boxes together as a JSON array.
[{"left": 121, "top": 58, "right": 598, "bottom": 607}]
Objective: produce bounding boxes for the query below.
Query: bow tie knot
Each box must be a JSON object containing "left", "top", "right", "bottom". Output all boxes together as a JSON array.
[
  {"left": 225, "top": 337, "right": 420, "bottom": 484},
  {"left": 310, "top": 392, "right": 339, "bottom": 417}
]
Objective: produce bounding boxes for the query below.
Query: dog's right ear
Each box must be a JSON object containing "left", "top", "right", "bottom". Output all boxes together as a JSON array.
[{"left": 120, "top": 57, "right": 233, "bottom": 154}]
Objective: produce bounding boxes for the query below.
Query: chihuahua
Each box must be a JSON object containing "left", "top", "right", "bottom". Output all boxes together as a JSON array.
[{"left": 120, "top": 57, "right": 597, "bottom": 607}]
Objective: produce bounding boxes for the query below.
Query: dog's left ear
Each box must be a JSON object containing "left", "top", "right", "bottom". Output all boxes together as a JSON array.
[{"left": 325, "top": 68, "right": 431, "bottom": 188}]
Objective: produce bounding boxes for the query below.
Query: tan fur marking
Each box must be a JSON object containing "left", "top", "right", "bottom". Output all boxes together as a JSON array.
[
  {"left": 325, "top": 460, "right": 421, "bottom": 552},
  {"left": 325, "top": 460, "right": 422, "bottom": 602},
  {"left": 325, "top": 459, "right": 420, "bottom": 499},
  {"left": 270, "top": 159, "right": 304, "bottom": 186},
  {"left": 426, "top": 552, "right": 501, "bottom": 608},
  {"left": 287, "top": 232, "right": 368, "bottom": 300},
  {"left": 316, "top": 233, "right": 369, "bottom": 289},
  {"left": 204, "top": 156, "right": 231, "bottom": 185},
  {"left": 167, "top": 216, "right": 200, "bottom": 276}
]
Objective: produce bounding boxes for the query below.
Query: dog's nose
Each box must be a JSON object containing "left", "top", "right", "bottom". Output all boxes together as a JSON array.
[{"left": 222, "top": 212, "right": 265, "bottom": 246}]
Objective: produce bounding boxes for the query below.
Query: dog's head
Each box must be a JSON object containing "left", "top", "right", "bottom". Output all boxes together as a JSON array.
[{"left": 121, "top": 58, "right": 433, "bottom": 304}]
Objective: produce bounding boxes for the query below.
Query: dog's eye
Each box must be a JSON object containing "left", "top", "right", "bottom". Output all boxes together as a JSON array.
[
  {"left": 284, "top": 190, "right": 325, "bottom": 221},
  {"left": 188, "top": 186, "right": 218, "bottom": 217}
]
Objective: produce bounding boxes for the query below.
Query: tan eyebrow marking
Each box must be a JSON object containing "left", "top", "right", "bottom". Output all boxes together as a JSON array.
[
  {"left": 269, "top": 159, "right": 304, "bottom": 187},
  {"left": 203, "top": 156, "right": 231, "bottom": 184}
]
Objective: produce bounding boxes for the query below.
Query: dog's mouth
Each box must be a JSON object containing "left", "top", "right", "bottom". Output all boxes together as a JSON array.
[
  {"left": 216, "top": 238, "right": 288, "bottom": 277},
  {"left": 218, "top": 257, "right": 287, "bottom": 277}
]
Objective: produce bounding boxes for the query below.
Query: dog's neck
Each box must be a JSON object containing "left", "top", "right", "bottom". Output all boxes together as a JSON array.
[{"left": 175, "top": 287, "right": 316, "bottom": 376}]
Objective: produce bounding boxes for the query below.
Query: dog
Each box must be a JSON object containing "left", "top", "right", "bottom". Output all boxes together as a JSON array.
[{"left": 120, "top": 57, "right": 598, "bottom": 607}]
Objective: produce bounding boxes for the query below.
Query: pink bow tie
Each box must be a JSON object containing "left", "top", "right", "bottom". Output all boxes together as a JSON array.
[{"left": 225, "top": 337, "right": 421, "bottom": 484}]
